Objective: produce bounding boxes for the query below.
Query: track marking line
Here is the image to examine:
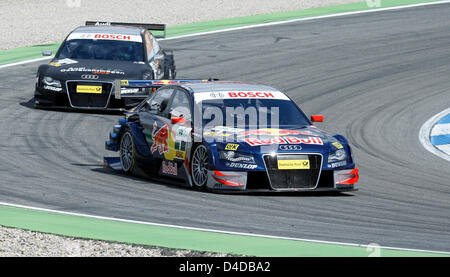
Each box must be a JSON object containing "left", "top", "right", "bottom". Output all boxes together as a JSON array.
[
  {"left": 1, "top": 201, "right": 449, "bottom": 255},
  {"left": 1, "top": 0, "right": 450, "bottom": 256},
  {"left": 431, "top": 123, "right": 450, "bottom": 136},
  {"left": 419, "top": 108, "right": 450, "bottom": 162},
  {"left": 161, "top": 1, "right": 450, "bottom": 42},
  {"left": 1, "top": 1, "right": 449, "bottom": 69},
  {"left": 0, "top": 56, "right": 53, "bottom": 69}
]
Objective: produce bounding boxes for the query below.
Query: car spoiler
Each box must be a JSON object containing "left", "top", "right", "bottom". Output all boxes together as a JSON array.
[
  {"left": 85, "top": 21, "right": 166, "bottom": 38},
  {"left": 113, "top": 79, "right": 219, "bottom": 99}
]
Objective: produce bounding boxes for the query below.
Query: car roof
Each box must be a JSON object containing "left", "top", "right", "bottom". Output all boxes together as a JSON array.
[
  {"left": 71, "top": 25, "right": 144, "bottom": 36},
  {"left": 179, "top": 81, "right": 281, "bottom": 94}
]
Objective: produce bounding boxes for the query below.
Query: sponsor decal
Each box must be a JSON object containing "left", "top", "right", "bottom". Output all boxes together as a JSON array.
[
  {"left": 151, "top": 122, "right": 169, "bottom": 155},
  {"left": 93, "top": 71, "right": 110, "bottom": 75},
  {"left": 67, "top": 32, "right": 142, "bottom": 42},
  {"left": 332, "top": 142, "right": 344, "bottom": 149},
  {"left": 76, "top": 85, "right": 102, "bottom": 94},
  {"left": 120, "top": 80, "right": 129, "bottom": 86},
  {"left": 120, "top": 88, "right": 139, "bottom": 94},
  {"left": 43, "top": 85, "right": 62, "bottom": 92},
  {"left": 204, "top": 126, "right": 244, "bottom": 137},
  {"left": 60, "top": 67, "right": 125, "bottom": 75},
  {"left": 94, "top": 34, "right": 131, "bottom": 41},
  {"left": 175, "top": 150, "right": 186, "bottom": 160},
  {"left": 224, "top": 143, "right": 239, "bottom": 151},
  {"left": 161, "top": 161, "right": 177, "bottom": 176},
  {"left": 214, "top": 126, "right": 244, "bottom": 133},
  {"left": 151, "top": 124, "right": 189, "bottom": 162},
  {"left": 244, "top": 136, "right": 323, "bottom": 146},
  {"left": 239, "top": 128, "right": 314, "bottom": 137},
  {"left": 203, "top": 132, "right": 232, "bottom": 137},
  {"left": 176, "top": 127, "right": 191, "bottom": 141},
  {"left": 194, "top": 91, "right": 290, "bottom": 102},
  {"left": 153, "top": 80, "right": 178, "bottom": 85},
  {"left": 279, "top": 145, "right": 302, "bottom": 151},
  {"left": 173, "top": 140, "right": 186, "bottom": 156},
  {"left": 277, "top": 159, "right": 310, "bottom": 170},
  {"left": 228, "top": 91, "right": 275, "bottom": 98},
  {"left": 49, "top": 59, "right": 78, "bottom": 67},
  {"left": 171, "top": 126, "right": 190, "bottom": 160},
  {"left": 94, "top": 22, "right": 110, "bottom": 26},
  {"left": 225, "top": 162, "right": 257, "bottom": 170},
  {"left": 209, "top": 92, "right": 225, "bottom": 98},
  {"left": 328, "top": 161, "right": 347, "bottom": 168}
]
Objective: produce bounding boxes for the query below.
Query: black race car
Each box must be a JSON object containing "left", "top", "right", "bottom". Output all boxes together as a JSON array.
[{"left": 34, "top": 21, "right": 176, "bottom": 111}]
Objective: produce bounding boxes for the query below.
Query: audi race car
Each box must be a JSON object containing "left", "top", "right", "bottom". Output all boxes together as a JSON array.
[
  {"left": 104, "top": 81, "right": 359, "bottom": 192},
  {"left": 34, "top": 21, "right": 176, "bottom": 110}
]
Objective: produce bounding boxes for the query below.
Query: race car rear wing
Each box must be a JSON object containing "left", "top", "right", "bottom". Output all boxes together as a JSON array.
[
  {"left": 85, "top": 21, "right": 166, "bottom": 38},
  {"left": 113, "top": 79, "right": 218, "bottom": 99}
]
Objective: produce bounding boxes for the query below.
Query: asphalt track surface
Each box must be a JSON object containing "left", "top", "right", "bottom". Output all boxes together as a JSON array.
[{"left": 0, "top": 4, "right": 449, "bottom": 252}]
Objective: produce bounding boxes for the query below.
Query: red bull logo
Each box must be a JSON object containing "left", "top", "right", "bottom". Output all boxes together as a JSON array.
[
  {"left": 244, "top": 136, "right": 323, "bottom": 146},
  {"left": 151, "top": 122, "right": 169, "bottom": 154},
  {"left": 153, "top": 80, "right": 178, "bottom": 85},
  {"left": 161, "top": 161, "right": 177, "bottom": 176}
]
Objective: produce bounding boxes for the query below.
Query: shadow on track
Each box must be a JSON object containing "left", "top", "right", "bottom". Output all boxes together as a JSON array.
[
  {"left": 91, "top": 166, "right": 354, "bottom": 198},
  {"left": 20, "top": 97, "right": 124, "bottom": 116}
]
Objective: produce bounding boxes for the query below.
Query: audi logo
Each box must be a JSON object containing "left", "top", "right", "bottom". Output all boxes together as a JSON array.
[
  {"left": 81, "top": 75, "right": 99, "bottom": 80},
  {"left": 279, "top": 145, "right": 302, "bottom": 151}
]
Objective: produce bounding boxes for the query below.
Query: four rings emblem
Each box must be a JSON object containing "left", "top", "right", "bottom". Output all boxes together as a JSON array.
[
  {"left": 279, "top": 145, "right": 302, "bottom": 151},
  {"left": 81, "top": 75, "right": 99, "bottom": 80}
]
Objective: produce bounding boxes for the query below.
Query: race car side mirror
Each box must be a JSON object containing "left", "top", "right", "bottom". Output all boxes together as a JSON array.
[
  {"left": 311, "top": 115, "right": 324, "bottom": 122},
  {"left": 42, "top": 50, "right": 52, "bottom": 56},
  {"left": 171, "top": 116, "right": 186, "bottom": 125},
  {"left": 159, "top": 100, "right": 168, "bottom": 112}
]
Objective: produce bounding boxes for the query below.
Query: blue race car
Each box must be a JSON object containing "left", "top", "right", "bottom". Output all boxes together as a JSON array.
[{"left": 104, "top": 80, "right": 359, "bottom": 192}]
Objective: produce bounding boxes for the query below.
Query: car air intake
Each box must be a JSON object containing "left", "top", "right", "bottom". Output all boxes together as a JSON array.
[
  {"left": 263, "top": 154, "right": 322, "bottom": 190},
  {"left": 67, "top": 81, "right": 112, "bottom": 108}
]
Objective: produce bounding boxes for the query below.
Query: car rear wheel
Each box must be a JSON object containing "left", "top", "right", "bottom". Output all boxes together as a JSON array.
[
  {"left": 120, "top": 131, "right": 136, "bottom": 174},
  {"left": 191, "top": 144, "right": 209, "bottom": 189}
]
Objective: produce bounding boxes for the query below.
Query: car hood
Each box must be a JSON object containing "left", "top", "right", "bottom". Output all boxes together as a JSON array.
[
  {"left": 202, "top": 125, "right": 342, "bottom": 154},
  {"left": 39, "top": 58, "right": 147, "bottom": 81}
]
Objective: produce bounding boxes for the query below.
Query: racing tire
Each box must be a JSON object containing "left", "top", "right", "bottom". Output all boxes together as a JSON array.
[
  {"left": 190, "top": 144, "right": 209, "bottom": 190},
  {"left": 119, "top": 131, "right": 137, "bottom": 175}
]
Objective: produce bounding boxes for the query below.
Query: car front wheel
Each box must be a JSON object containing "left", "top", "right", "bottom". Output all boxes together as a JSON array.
[
  {"left": 190, "top": 144, "right": 209, "bottom": 189},
  {"left": 120, "top": 131, "right": 137, "bottom": 174}
]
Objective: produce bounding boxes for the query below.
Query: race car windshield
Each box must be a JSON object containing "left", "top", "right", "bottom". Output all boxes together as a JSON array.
[
  {"left": 56, "top": 39, "right": 145, "bottom": 62},
  {"left": 201, "top": 99, "right": 310, "bottom": 129}
]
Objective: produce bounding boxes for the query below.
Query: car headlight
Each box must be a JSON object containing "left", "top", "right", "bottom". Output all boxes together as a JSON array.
[
  {"left": 42, "top": 76, "right": 62, "bottom": 88},
  {"left": 328, "top": 149, "right": 347, "bottom": 163},
  {"left": 219, "top": 151, "right": 255, "bottom": 164}
]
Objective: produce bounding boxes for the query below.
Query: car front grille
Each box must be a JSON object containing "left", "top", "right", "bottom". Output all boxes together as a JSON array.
[
  {"left": 263, "top": 154, "right": 322, "bottom": 190},
  {"left": 66, "top": 81, "right": 112, "bottom": 108}
]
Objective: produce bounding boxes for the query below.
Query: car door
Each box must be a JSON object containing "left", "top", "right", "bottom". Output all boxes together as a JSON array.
[
  {"left": 139, "top": 87, "right": 174, "bottom": 161},
  {"left": 156, "top": 88, "right": 193, "bottom": 180},
  {"left": 165, "top": 88, "right": 193, "bottom": 164},
  {"left": 138, "top": 87, "right": 191, "bottom": 180}
]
